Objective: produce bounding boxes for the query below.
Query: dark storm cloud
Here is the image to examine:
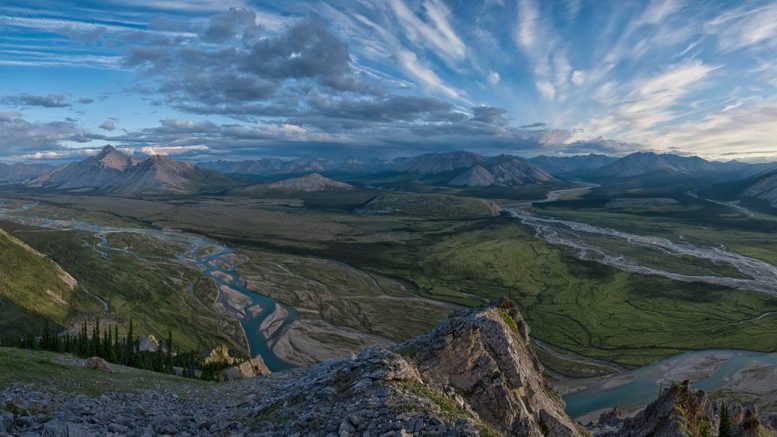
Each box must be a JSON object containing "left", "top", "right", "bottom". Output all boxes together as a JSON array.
[{"left": 519, "top": 122, "right": 547, "bottom": 129}]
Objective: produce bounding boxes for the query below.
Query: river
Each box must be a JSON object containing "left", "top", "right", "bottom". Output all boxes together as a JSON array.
[
  {"left": 0, "top": 201, "right": 297, "bottom": 371},
  {"left": 505, "top": 187, "right": 777, "bottom": 419}
]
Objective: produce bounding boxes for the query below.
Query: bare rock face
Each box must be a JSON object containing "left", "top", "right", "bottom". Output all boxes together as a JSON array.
[
  {"left": 204, "top": 345, "right": 237, "bottom": 366},
  {"left": 596, "top": 380, "right": 775, "bottom": 437},
  {"left": 138, "top": 335, "right": 160, "bottom": 352},
  {"left": 400, "top": 297, "right": 583, "bottom": 437},
  {"left": 218, "top": 356, "right": 271, "bottom": 381},
  {"left": 225, "top": 298, "right": 582, "bottom": 435},
  {"left": 84, "top": 356, "right": 111, "bottom": 372}
]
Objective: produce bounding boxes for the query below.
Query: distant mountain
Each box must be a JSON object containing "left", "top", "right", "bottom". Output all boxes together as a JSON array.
[
  {"left": 448, "top": 165, "right": 495, "bottom": 187},
  {"left": 384, "top": 151, "right": 556, "bottom": 187},
  {"left": 0, "top": 162, "right": 55, "bottom": 183},
  {"left": 28, "top": 145, "right": 231, "bottom": 196},
  {"left": 202, "top": 157, "right": 399, "bottom": 177},
  {"left": 591, "top": 152, "right": 776, "bottom": 179},
  {"left": 528, "top": 154, "right": 617, "bottom": 176},
  {"left": 447, "top": 155, "right": 558, "bottom": 187},
  {"left": 264, "top": 174, "right": 354, "bottom": 192},
  {"left": 742, "top": 170, "right": 777, "bottom": 207},
  {"left": 199, "top": 158, "right": 287, "bottom": 175},
  {"left": 394, "top": 151, "right": 484, "bottom": 175}
]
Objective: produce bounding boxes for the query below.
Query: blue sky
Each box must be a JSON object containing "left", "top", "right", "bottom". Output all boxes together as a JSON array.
[{"left": 1, "top": 0, "right": 776, "bottom": 162}]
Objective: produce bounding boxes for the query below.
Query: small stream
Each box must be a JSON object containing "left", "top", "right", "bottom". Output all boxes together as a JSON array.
[{"left": 0, "top": 202, "right": 297, "bottom": 371}]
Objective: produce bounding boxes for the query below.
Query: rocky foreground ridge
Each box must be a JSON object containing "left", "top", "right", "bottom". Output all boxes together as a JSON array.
[{"left": 1, "top": 299, "right": 773, "bottom": 436}]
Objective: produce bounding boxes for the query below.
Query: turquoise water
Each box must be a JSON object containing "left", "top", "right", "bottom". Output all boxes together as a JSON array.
[
  {"left": 0, "top": 203, "right": 297, "bottom": 371},
  {"left": 564, "top": 349, "right": 777, "bottom": 419}
]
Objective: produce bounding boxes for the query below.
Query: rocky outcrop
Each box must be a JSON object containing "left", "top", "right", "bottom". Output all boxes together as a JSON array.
[
  {"left": 399, "top": 297, "right": 583, "bottom": 436},
  {"left": 204, "top": 344, "right": 237, "bottom": 366},
  {"left": 594, "top": 381, "right": 775, "bottom": 437},
  {"left": 241, "top": 297, "right": 583, "bottom": 435},
  {"left": 138, "top": 335, "right": 160, "bottom": 353},
  {"left": 218, "top": 356, "right": 271, "bottom": 381},
  {"left": 1, "top": 298, "right": 579, "bottom": 436}
]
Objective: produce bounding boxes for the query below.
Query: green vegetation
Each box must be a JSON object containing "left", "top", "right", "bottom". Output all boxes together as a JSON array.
[
  {"left": 5, "top": 184, "right": 777, "bottom": 371},
  {"left": 357, "top": 193, "right": 501, "bottom": 219},
  {"left": 0, "top": 228, "right": 99, "bottom": 335},
  {"left": 2, "top": 317, "right": 230, "bottom": 381},
  {"left": 0, "top": 347, "right": 202, "bottom": 395},
  {"left": 0, "top": 219, "right": 244, "bottom": 353},
  {"left": 533, "top": 346, "right": 616, "bottom": 378},
  {"left": 399, "top": 380, "right": 500, "bottom": 436}
]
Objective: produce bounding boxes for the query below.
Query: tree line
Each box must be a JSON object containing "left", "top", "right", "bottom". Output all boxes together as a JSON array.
[{"left": 0, "top": 317, "right": 236, "bottom": 381}]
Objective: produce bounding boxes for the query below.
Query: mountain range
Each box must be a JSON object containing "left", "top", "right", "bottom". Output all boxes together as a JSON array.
[
  {"left": 0, "top": 162, "right": 55, "bottom": 183},
  {"left": 27, "top": 145, "right": 229, "bottom": 196},
  {"left": 3, "top": 148, "right": 777, "bottom": 205},
  {"left": 589, "top": 152, "right": 776, "bottom": 179},
  {"left": 742, "top": 170, "right": 777, "bottom": 207}
]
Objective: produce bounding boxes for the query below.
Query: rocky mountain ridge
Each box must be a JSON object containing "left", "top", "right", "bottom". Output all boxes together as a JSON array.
[
  {"left": 27, "top": 146, "right": 230, "bottom": 196},
  {"left": 591, "top": 152, "right": 776, "bottom": 179},
  {"left": 0, "top": 162, "right": 55, "bottom": 183}
]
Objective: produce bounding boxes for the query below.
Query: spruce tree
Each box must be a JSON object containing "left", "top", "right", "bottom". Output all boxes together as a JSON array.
[
  {"left": 719, "top": 400, "right": 731, "bottom": 437},
  {"left": 125, "top": 319, "right": 134, "bottom": 366}
]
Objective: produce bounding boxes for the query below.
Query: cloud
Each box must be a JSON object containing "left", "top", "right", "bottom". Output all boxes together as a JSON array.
[
  {"left": 396, "top": 49, "right": 463, "bottom": 98},
  {"left": 125, "top": 15, "right": 385, "bottom": 116},
  {"left": 0, "top": 112, "right": 97, "bottom": 155},
  {"left": 387, "top": 0, "right": 466, "bottom": 64},
  {"left": 1, "top": 93, "right": 70, "bottom": 108},
  {"left": 520, "top": 122, "right": 547, "bottom": 129},
  {"left": 706, "top": 3, "right": 777, "bottom": 51},
  {"left": 99, "top": 119, "right": 116, "bottom": 131},
  {"left": 571, "top": 70, "right": 585, "bottom": 86},
  {"left": 487, "top": 70, "right": 501, "bottom": 85}
]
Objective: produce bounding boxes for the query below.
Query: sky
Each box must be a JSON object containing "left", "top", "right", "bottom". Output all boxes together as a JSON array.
[{"left": 0, "top": 0, "right": 776, "bottom": 163}]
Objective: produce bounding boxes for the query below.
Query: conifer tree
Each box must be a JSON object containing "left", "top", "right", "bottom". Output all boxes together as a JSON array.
[{"left": 720, "top": 400, "right": 731, "bottom": 437}]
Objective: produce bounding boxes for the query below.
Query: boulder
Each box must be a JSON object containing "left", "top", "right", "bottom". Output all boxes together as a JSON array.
[{"left": 84, "top": 357, "right": 111, "bottom": 372}]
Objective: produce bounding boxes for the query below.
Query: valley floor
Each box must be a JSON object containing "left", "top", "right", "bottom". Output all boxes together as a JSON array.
[{"left": 3, "top": 180, "right": 777, "bottom": 419}]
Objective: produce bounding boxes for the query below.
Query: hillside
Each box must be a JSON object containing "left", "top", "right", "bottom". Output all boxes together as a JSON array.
[
  {"left": 0, "top": 300, "right": 582, "bottom": 436},
  {"left": 28, "top": 146, "right": 231, "bottom": 196},
  {"left": 0, "top": 162, "right": 55, "bottom": 183},
  {"left": 260, "top": 173, "right": 354, "bottom": 192},
  {"left": 742, "top": 170, "right": 777, "bottom": 207},
  {"left": 357, "top": 193, "right": 502, "bottom": 218},
  {"left": 2, "top": 300, "right": 766, "bottom": 435},
  {"left": 0, "top": 227, "right": 82, "bottom": 335}
]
